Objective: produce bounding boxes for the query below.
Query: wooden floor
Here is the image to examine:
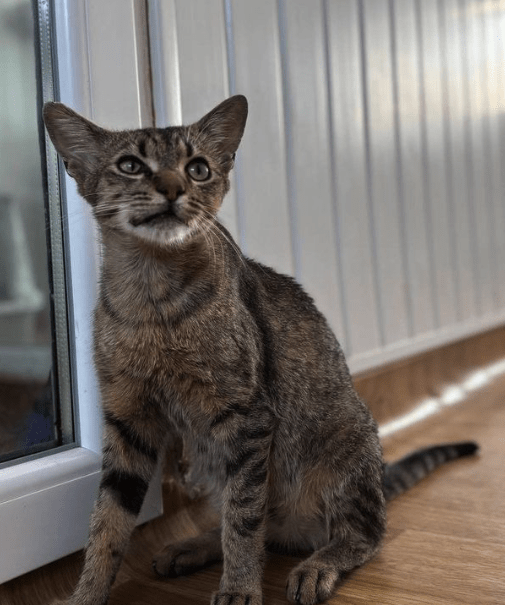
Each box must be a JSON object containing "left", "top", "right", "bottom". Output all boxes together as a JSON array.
[
  {"left": 2, "top": 348, "right": 505, "bottom": 604},
  {"left": 339, "top": 379, "right": 505, "bottom": 605}
]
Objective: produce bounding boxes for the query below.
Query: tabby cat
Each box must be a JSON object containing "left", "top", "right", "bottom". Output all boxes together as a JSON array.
[{"left": 43, "top": 96, "right": 478, "bottom": 605}]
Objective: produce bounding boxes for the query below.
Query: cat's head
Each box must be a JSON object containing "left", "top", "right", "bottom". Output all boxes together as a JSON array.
[{"left": 43, "top": 96, "right": 248, "bottom": 247}]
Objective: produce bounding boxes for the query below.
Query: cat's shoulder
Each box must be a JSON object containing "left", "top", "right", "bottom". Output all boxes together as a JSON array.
[{"left": 243, "top": 257, "right": 320, "bottom": 315}]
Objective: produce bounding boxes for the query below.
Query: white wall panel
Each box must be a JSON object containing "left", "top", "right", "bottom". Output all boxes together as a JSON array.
[
  {"left": 498, "top": 0, "right": 505, "bottom": 277},
  {"left": 178, "top": 0, "right": 238, "bottom": 240},
  {"left": 149, "top": 0, "right": 239, "bottom": 240},
  {"left": 171, "top": 0, "right": 229, "bottom": 124},
  {"left": 226, "top": 0, "right": 293, "bottom": 274},
  {"left": 461, "top": 0, "right": 495, "bottom": 316},
  {"left": 440, "top": 0, "right": 478, "bottom": 321},
  {"left": 326, "top": 0, "right": 380, "bottom": 357},
  {"left": 486, "top": 1, "right": 505, "bottom": 307},
  {"left": 149, "top": 0, "right": 182, "bottom": 126},
  {"left": 392, "top": 0, "right": 436, "bottom": 335},
  {"left": 149, "top": 0, "right": 505, "bottom": 374},
  {"left": 360, "top": 0, "right": 410, "bottom": 345},
  {"left": 86, "top": 0, "right": 152, "bottom": 128},
  {"left": 418, "top": 0, "right": 458, "bottom": 328},
  {"left": 279, "top": 0, "right": 345, "bottom": 348}
]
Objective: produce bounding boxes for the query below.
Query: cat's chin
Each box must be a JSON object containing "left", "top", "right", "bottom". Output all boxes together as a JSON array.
[
  {"left": 112, "top": 202, "right": 204, "bottom": 248},
  {"left": 127, "top": 221, "right": 194, "bottom": 248}
]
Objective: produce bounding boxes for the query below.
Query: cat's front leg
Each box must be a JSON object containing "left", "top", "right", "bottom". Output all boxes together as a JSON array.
[
  {"left": 211, "top": 407, "right": 273, "bottom": 605},
  {"left": 53, "top": 398, "right": 167, "bottom": 605}
]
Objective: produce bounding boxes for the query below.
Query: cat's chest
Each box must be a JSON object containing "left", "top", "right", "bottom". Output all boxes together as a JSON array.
[
  {"left": 97, "top": 313, "right": 210, "bottom": 382},
  {"left": 94, "top": 278, "right": 261, "bottom": 429},
  {"left": 94, "top": 308, "right": 248, "bottom": 428}
]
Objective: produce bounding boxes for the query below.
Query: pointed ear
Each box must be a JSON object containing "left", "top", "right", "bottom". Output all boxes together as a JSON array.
[
  {"left": 193, "top": 95, "right": 248, "bottom": 166},
  {"left": 43, "top": 102, "right": 105, "bottom": 183}
]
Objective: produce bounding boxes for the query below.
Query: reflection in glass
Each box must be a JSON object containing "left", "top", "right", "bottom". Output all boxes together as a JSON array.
[{"left": 0, "top": 1, "right": 56, "bottom": 462}]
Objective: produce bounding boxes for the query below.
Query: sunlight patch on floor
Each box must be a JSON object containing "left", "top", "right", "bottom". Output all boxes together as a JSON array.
[{"left": 379, "top": 358, "right": 505, "bottom": 438}]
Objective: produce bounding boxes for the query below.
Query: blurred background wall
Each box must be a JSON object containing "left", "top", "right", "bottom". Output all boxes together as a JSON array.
[{"left": 151, "top": 0, "right": 505, "bottom": 374}]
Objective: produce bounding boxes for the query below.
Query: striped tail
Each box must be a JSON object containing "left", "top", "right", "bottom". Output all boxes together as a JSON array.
[{"left": 382, "top": 441, "right": 479, "bottom": 501}]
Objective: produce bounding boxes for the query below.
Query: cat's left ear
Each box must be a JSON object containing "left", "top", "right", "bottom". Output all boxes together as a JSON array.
[
  {"left": 43, "top": 102, "right": 106, "bottom": 185},
  {"left": 193, "top": 95, "right": 248, "bottom": 167}
]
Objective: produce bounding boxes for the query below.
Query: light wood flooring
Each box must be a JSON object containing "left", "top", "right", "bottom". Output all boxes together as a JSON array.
[{"left": 1, "top": 347, "right": 504, "bottom": 604}]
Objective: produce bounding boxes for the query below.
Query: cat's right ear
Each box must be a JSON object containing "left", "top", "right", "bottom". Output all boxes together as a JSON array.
[
  {"left": 193, "top": 95, "right": 248, "bottom": 167},
  {"left": 43, "top": 103, "right": 105, "bottom": 184}
]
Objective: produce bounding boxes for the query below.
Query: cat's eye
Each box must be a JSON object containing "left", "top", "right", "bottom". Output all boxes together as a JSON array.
[
  {"left": 117, "top": 157, "right": 145, "bottom": 175},
  {"left": 186, "top": 159, "right": 210, "bottom": 181}
]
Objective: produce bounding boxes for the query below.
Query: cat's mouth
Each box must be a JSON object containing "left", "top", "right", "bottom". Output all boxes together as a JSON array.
[{"left": 130, "top": 206, "right": 184, "bottom": 228}]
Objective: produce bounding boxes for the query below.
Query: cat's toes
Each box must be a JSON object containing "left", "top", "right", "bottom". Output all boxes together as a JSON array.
[
  {"left": 286, "top": 563, "right": 339, "bottom": 605},
  {"left": 210, "top": 592, "right": 262, "bottom": 605},
  {"left": 152, "top": 545, "right": 205, "bottom": 578}
]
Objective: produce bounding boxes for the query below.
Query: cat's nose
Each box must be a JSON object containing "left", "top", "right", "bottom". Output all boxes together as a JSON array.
[{"left": 154, "top": 171, "right": 185, "bottom": 201}]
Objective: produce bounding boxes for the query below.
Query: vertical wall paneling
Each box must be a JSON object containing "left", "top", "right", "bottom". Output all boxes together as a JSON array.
[
  {"left": 482, "top": 0, "right": 505, "bottom": 308},
  {"left": 278, "top": 0, "right": 346, "bottom": 348},
  {"left": 148, "top": 0, "right": 182, "bottom": 126},
  {"left": 499, "top": 2, "right": 505, "bottom": 304},
  {"left": 149, "top": 0, "right": 505, "bottom": 375},
  {"left": 391, "top": 0, "right": 436, "bottom": 335},
  {"left": 171, "top": 0, "right": 229, "bottom": 123},
  {"left": 171, "top": 0, "right": 239, "bottom": 240},
  {"left": 86, "top": 0, "right": 152, "bottom": 128},
  {"left": 499, "top": 2, "right": 505, "bottom": 278},
  {"left": 325, "top": 0, "right": 381, "bottom": 357},
  {"left": 360, "top": 0, "right": 411, "bottom": 344},
  {"left": 461, "top": 0, "right": 495, "bottom": 316},
  {"left": 417, "top": 0, "right": 458, "bottom": 328},
  {"left": 226, "top": 0, "right": 293, "bottom": 274},
  {"left": 439, "top": 0, "right": 477, "bottom": 321}
]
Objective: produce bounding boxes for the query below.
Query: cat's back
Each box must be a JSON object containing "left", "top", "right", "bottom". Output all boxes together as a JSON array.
[
  {"left": 241, "top": 258, "right": 333, "bottom": 341},
  {"left": 239, "top": 257, "right": 360, "bottom": 415}
]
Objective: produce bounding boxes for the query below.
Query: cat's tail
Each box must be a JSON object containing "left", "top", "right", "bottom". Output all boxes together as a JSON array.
[{"left": 382, "top": 441, "right": 479, "bottom": 501}]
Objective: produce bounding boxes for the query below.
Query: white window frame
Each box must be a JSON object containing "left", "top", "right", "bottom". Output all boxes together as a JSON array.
[{"left": 0, "top": 0, "right": 162, "bottom": 584}]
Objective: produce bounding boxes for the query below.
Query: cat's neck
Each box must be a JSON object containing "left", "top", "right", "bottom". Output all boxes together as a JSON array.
[{"left": 98, "top": 225, "right": 229, "bottom": 319}]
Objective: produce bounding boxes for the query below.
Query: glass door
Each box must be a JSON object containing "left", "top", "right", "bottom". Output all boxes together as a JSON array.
[
  {"left": 0, "top": 0, "right": 161, "bottom": 584},
  {"left": 0, "top": 0, "right": 72, "bottom": 465}
]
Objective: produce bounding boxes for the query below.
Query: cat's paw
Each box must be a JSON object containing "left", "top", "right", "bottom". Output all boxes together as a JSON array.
[
  {"left": 210, "top": 592, "right": 262, "bottom": 605},
  {"left": 286, "top": 562, "right": 339, "bottom": 605},
  {"left": 152, "top": 545, "right": 208, "bottom": 578}
]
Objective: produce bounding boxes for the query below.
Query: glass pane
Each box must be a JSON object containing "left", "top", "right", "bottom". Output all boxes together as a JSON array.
[{"left": 0, "top": 0, "right": 72, "bottom": 463}]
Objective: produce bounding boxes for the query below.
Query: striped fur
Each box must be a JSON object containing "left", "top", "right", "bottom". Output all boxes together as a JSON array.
[
  {"left": 383, "top": 441, "right": 479, "bottom": 501},
  {"left": 44, "top": 97, "right": 478, "bottom": 605}
]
